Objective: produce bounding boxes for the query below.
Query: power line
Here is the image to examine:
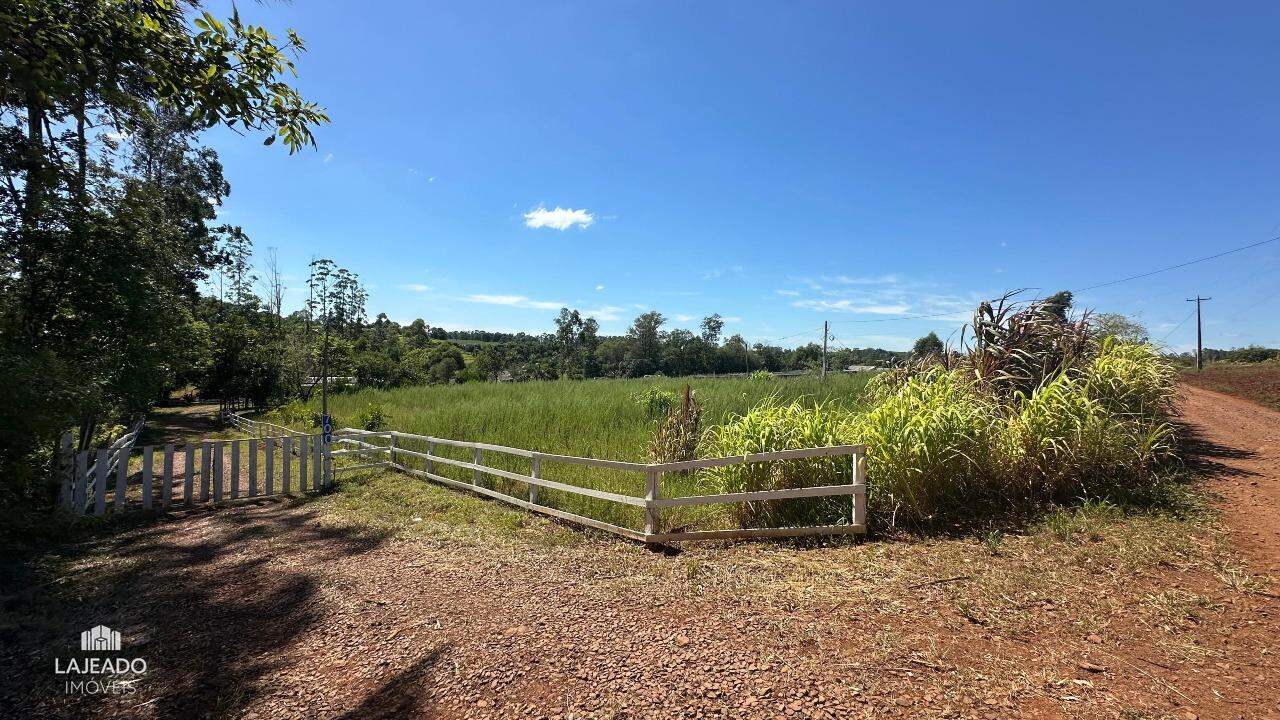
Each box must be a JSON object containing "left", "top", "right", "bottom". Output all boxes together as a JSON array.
[
  {"left": 1159, "top": 307, "right": 1197, "bottom": 343},
  {"left": 1076, "top": 233, "right": 1280, "bottom": 292},
  {"left": 1226, "top": 285, "right": 1280, "bottom": 322}
]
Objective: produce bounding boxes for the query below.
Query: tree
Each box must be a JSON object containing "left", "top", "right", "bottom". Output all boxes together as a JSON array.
[
  {"left": 625, "top": 311, "right": 666, "bottom": 377},
  {"left": 699, "top": 314, "right": 724, "bottom": 344},
  {"left": 1042, "top": 290, "right": 1074, "bottom": 320},
  {"left": 1092, "top": 313, "right": 1148, "bottom": 343},
  {"left": 912, "top": 332, "right": 945, "bottom": 358},
  {"left": 0, "top": 2, "right": 328, "bottom": 504}
]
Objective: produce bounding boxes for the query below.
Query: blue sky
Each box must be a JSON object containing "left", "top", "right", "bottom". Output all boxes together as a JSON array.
[{"left": 204, "top": 1, "right": 1280, "bottom": 351}]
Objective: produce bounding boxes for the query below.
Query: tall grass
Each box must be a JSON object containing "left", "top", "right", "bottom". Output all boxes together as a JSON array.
[
  {"left": 701, "top": 398, "right": 848, "bottom": 527},
  {"left": 268, "top": 374, "right": 873, "bottom": 531},
  {"left": 705, "top": 340, "right": 1180, "bottom": 528}
]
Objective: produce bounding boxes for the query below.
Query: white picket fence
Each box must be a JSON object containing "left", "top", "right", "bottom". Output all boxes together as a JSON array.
[
  {"left": 62, "top": 427, "right": 334, "bottom": 516},
  {"left": 289, "top": 421, "right": 868, "bottom": 543}
]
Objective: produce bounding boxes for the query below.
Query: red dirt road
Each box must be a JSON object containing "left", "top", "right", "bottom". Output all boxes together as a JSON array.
[{"left": 1180, "top": 385, "right": 1280, "bottom": 574}]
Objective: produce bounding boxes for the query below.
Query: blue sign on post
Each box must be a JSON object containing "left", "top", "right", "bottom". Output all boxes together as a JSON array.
[{"left": 321, "top": 414, "right": 332, "bottom": 443}]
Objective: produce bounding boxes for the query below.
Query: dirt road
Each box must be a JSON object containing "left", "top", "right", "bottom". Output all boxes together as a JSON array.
[
  {"left": 1180, "top": 385, "right": 1280, "bottom": 574},
  {"left": 4, "top": 387, "right": 1279, "bottom": 719}
]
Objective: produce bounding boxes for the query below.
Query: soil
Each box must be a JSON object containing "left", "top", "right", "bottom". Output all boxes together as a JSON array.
[
  {"left": 1179, "top": 386, "right": 1280, "bottom": 574},
  {"left": 1181, "top": 364, "right": 1280, "bottom": 414},
  {"left": 2, "top": 387, "right": 1279, "bottom": 719}
]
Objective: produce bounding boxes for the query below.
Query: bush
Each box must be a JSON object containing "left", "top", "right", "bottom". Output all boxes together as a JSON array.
[
  {"left": 749, "top": 370, "right": 773, "bottom": 382},
  {"left": 702, "top": 398, "right": 849, "bottom": 527},
  {"left": 353, "top": 402, "right": 391, "bottom": 432},
  {"left": 841, "top": 368, "right": 998, "bottom": 522},
  {"left": 649, "top": 386, "right": 702, "bottom": 465},
  {"left": 631, "top": 387, "right": 679, "bottom": 418},
  {"left": 701, "top": 337, "right": 1180, "bottom": 529}
]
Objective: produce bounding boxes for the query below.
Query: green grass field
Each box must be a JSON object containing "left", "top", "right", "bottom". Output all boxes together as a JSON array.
[{"left": 270, "top": 374, "right": 874, "bottom": 532}]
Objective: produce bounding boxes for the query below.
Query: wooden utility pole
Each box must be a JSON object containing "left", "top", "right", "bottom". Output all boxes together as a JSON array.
[
  {"left": 821, "top": 321, "right": 829, "bottom": 380},
  {"left": 1186, "top": 295, "right": 1211, "bottom": 371}
]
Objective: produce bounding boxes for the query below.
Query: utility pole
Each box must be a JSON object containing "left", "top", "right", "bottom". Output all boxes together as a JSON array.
[
  {"left": 1186, "top": 295, "right": 1212, "bottom": 371},
  {"left": 821, "top": 321, "right": 829, "bottom": 381}
]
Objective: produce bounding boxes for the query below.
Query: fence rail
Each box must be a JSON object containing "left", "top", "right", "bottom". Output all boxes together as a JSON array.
[{"left": 321, "top": 425, "right": 867, "bottom": 543}]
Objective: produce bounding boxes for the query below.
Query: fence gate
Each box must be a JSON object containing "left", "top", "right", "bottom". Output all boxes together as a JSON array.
[{"left": 61, "top": 429, "right": 333, "bottom": 517}]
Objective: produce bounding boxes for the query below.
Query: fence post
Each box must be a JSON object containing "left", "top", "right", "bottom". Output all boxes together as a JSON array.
[
  {"left": 94, "top": 448, "right": 108, "bottom": 516},
  {"left": 388, "top": 432, "right": 396, "bottom": 470},
  {"left": 426, "top": 440, "right": 435, "bottom": 475},
  {"left": 529, "top": 456, "right": 541, "bottom": 505},
  {"left": 298, "top": 436, "right": 308, "bottom": 491},
  {"left": 74, "top": 451, "right": 88, "bottom": 515},
  {"left": 644, "top": 468, "right": 660, "bottom": 538},
  {"left": 115, "top": 451, "right": 127, "bottom": 510},
  {"left": 323, "top": 439, "right": 333, "bottom": 487},
  {"left": 852, "top": 449, "right": 867, "bottom": 528}
]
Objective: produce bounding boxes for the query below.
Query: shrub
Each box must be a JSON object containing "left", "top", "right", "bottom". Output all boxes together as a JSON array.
[
  {"left": 841, "top": 368, "right": 998, "bottom": 523},
  {"left": 271, "top": 400, "right": 318, "bottom": 428},
  {"left": 749, "top": 370, "right": 773, "bottom": 382},
  {"left": 1083, "top": 338, "right": 1177, "bottom": 419},
  {"left": 649, "top": 385, "right": 702, "bottom": 465},
  {"left": 353, "top": 402, "right": 391, "bottom": 432},
  {"left": 631, "top": 387, "right": 678, "bottom": 418},
  {"left": 702, "top": 398, "right": 849, "bottom": 527},
  {"left": 999, "top": 342, "right": 1176, "bottom": 501}
]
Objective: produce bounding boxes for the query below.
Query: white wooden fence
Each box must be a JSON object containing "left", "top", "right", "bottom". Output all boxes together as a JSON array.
[
  {"left": 62, "top": 430, "right": 333, "bottom": 516},
  {"left": 323, "top": 426, "right": 867, "bottom": 543}
]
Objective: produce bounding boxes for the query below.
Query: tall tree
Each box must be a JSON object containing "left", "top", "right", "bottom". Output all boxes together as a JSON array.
[{"left": 625, "top": 311, "right": 666, "bottom": 377}]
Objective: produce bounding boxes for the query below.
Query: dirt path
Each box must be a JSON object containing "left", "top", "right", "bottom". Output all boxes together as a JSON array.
[{"left": 1180, "top": 385, "right": 1280, "bottom": 574}]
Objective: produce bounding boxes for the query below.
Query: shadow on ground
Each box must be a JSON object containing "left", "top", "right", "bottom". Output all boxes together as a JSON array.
[{"left": 1, "top": 495, "right": 402, "bottom": 719}]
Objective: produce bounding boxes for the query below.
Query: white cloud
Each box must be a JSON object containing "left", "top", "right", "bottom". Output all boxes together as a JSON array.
[
  {"left": 464, "top": 294, "right": 565, "bottom": 311},
  {"left": 792, "top": 299, "right": 911, "bottom": 315},
  {"left": 775, "top": 289, "right": 801, "bottom": 296},
  {"left": 583, "top": 305, "right": 627, "bottom": 322},
  {"left": 595, "top": 284, "right": 605, "bottom": 291},
  {"left": 822, "top": 274, "right": 901, "bottom": 285},
  {"left": 674, "top": 314, "right": 694, "bottom": 323},
  {"left": 703, "top": 265, "right": 745, "bottom": 280},
  {"left": 524, "top": 206, "right": 595, "bottom": 231},
  {"left": 428, "top": 176, "right": 436, "bottom": 183},
  {"left": 323, "top": 153, "right": 333, "bottom": 163},
  {"left": 398, "top": 284, "right": 431, "bottom": 292},
  {"left": 723, "top": 316, "right": 743, "bottom": 323}
]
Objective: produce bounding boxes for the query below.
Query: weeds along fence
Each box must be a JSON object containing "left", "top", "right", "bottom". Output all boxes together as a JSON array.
[
  {"left": 61, "top": 425, "right": 333, "bottom": 517},
  {"left": 316, "top": 425, "right": 867, "bottom": 543}
]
